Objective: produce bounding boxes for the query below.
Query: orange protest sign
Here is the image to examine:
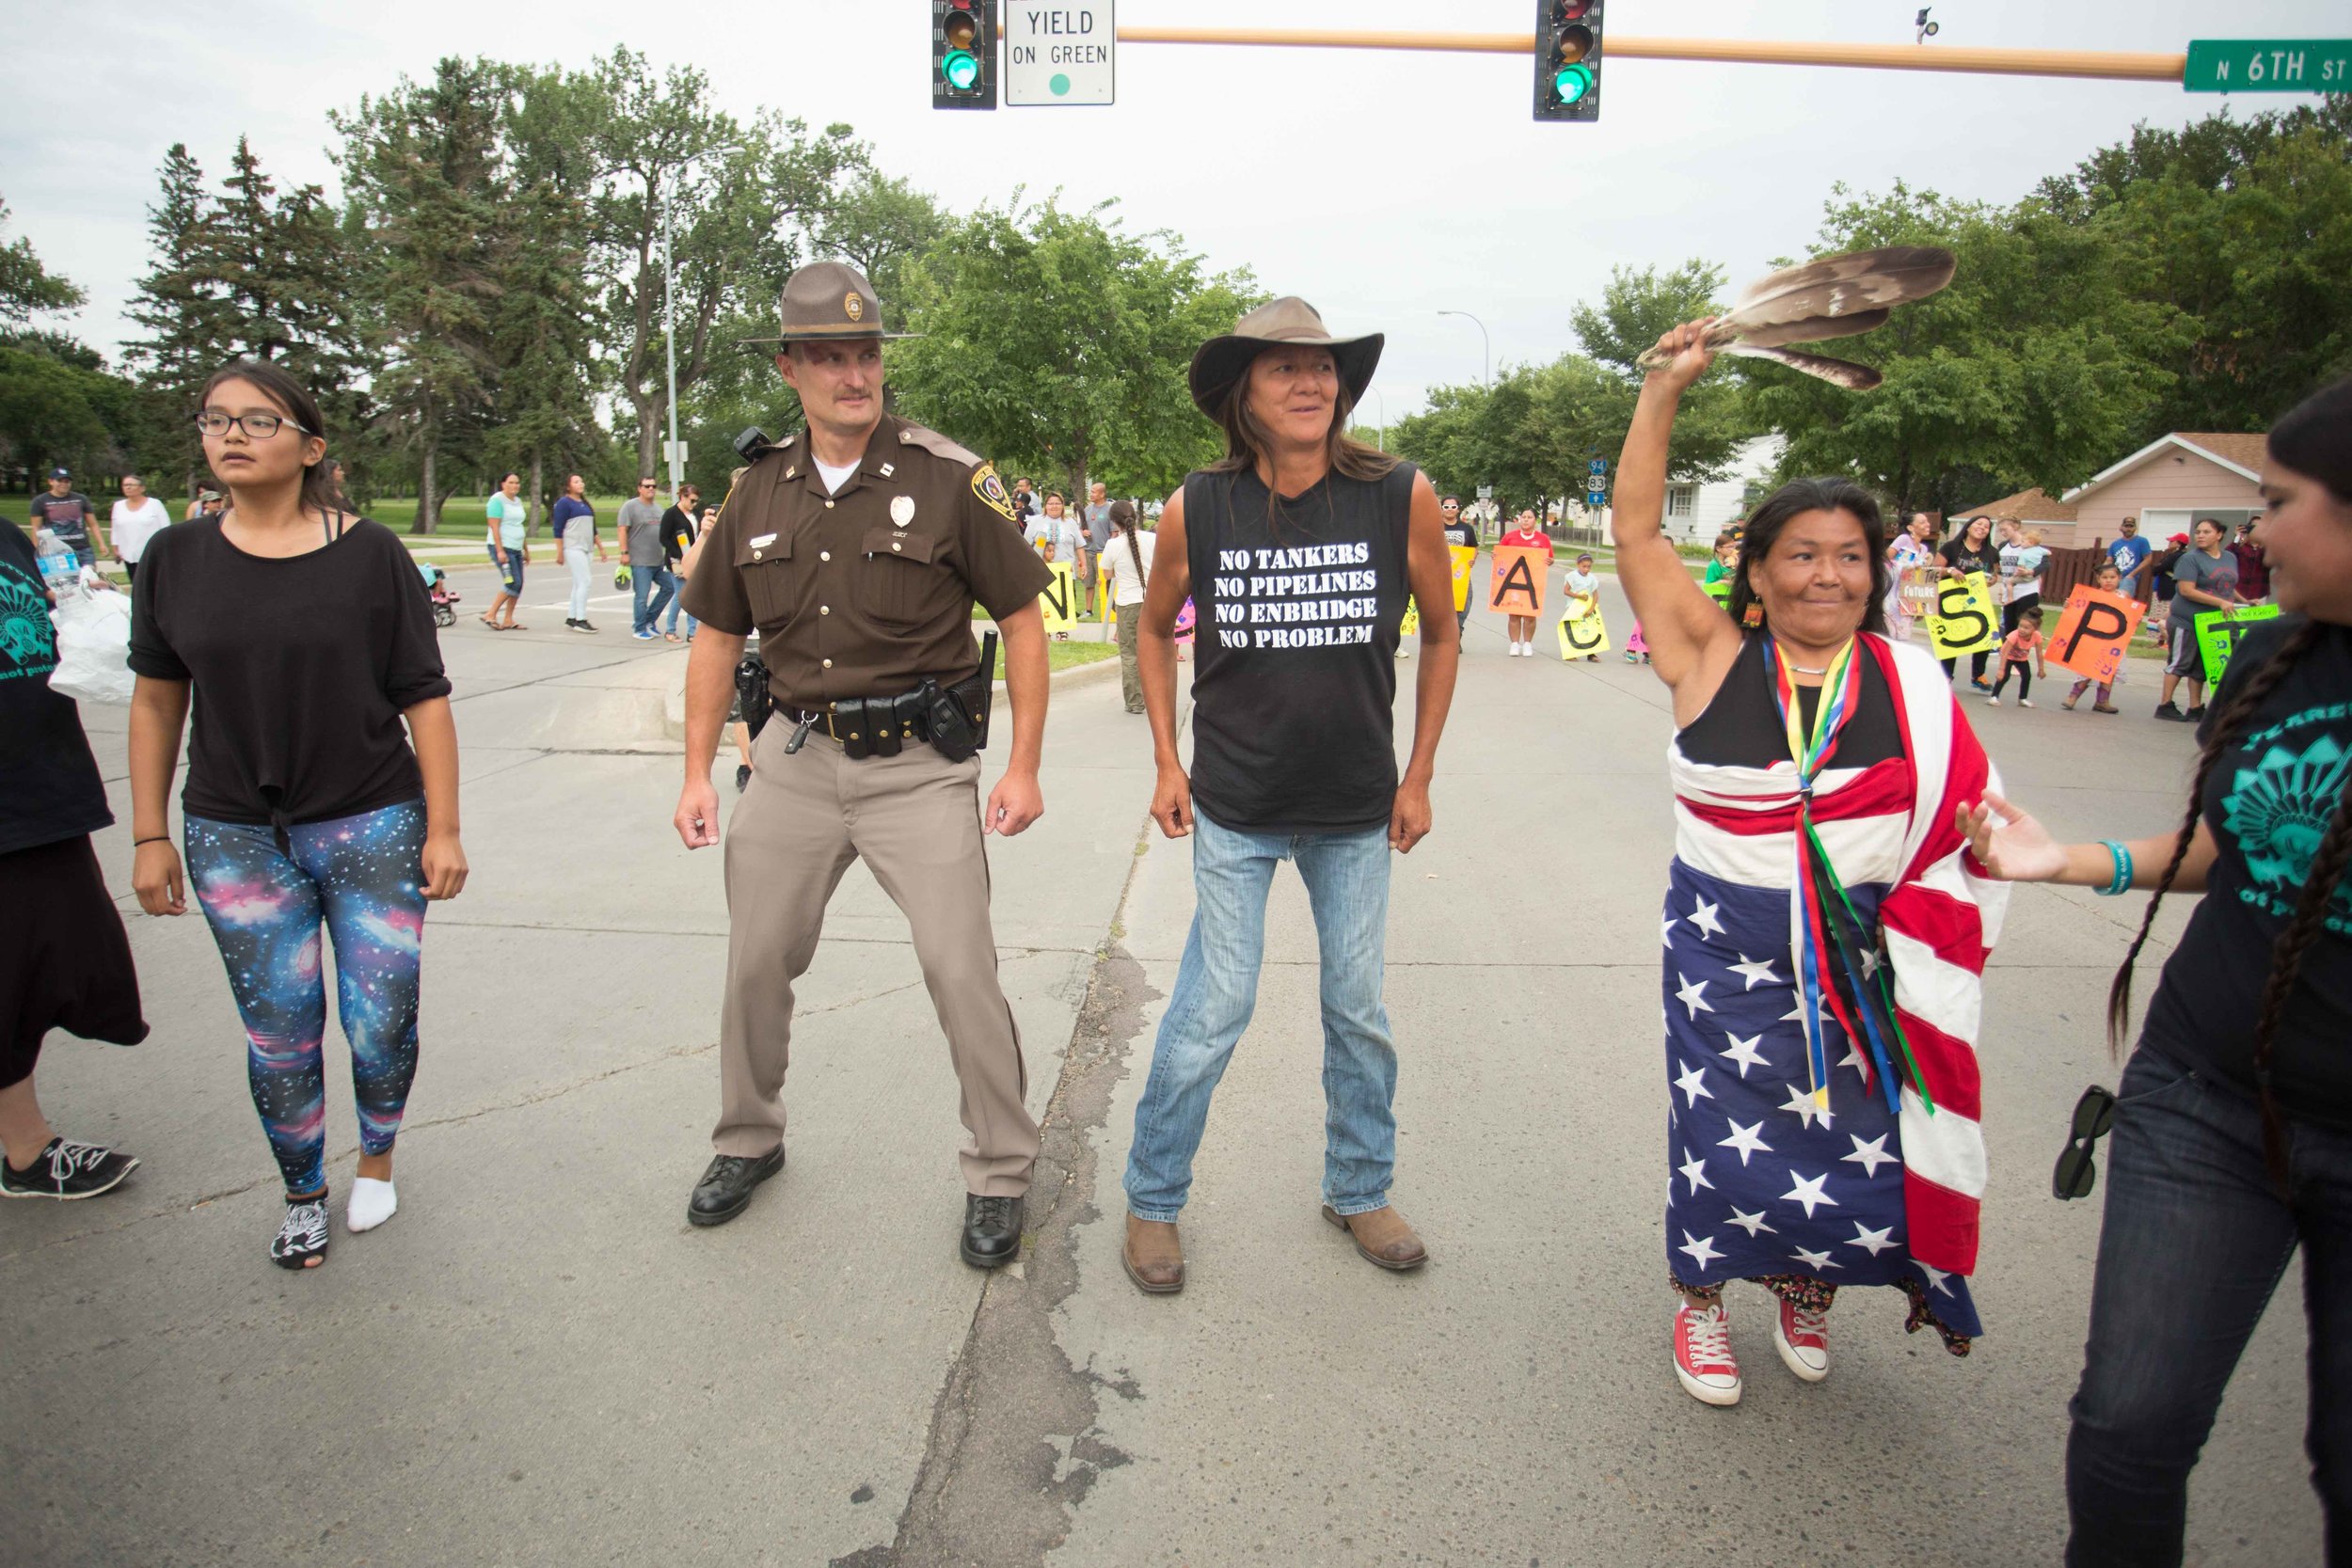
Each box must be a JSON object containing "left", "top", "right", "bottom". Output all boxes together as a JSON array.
[
  {"left": 2044, "top": 585, "right": 2146, "bottom": 685},
  {"left": 1486, "top": 546, "right": 1548, "bottom": 618}
]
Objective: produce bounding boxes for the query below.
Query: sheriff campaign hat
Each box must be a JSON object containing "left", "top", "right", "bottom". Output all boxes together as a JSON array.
[{"left": 739, "top": 261, "right": 917, "bottom": 347}]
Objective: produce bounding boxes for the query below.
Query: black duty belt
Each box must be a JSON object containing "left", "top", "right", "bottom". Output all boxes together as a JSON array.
[{"left": 775, "top": 631, "right": 995, "bottom": 764}]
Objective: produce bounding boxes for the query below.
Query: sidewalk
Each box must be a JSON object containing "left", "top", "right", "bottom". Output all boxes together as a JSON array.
[{"left": 2, "top": 582, "right": 2315, "bottom": 1566}]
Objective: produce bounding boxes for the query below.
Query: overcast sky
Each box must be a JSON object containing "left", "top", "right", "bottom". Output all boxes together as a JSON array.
[{"left": 5, "top": 1, "right": 2344, "bottom": 423}]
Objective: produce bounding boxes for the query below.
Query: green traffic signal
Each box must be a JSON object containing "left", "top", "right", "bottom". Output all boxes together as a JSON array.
[
  {"left": 1552, "top": 63, "right": 1593, "bottom": 103},
  {"left": 943, "top": 49, "right": 980, "bottom": 90}
]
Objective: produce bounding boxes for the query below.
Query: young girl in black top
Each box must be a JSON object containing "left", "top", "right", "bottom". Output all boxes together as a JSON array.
[
  {"left": 127, "top": 360, "right": 468, "bottom": 1270},
  {"left": 1963, "top": 376, "right": 2352, "bottom": 1564}
]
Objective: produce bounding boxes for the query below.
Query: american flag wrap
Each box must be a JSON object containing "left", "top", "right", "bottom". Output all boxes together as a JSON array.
[{"left": 1661, "top": 634, "right": 2006, "bottom": 1337}]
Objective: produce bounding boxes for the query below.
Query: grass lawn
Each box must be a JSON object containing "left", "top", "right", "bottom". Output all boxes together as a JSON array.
[{"left": 991, "top": 640, "right": 1119, "bottom": 680}]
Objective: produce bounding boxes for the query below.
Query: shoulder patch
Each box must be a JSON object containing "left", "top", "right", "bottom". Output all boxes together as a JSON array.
[
  {"left": 897, "top": 420, "right": 983, "bottom": 467},
  {"left": 971, "top": 462, "right": 1020, "bottom": 523}
]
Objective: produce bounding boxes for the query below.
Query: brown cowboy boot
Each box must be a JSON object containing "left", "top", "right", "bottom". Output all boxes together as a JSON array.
[
  {"left": 1123, "top": 1214, "right": 1184, "bottom": 1294},
  {"left": 1322, "top": 1203, "right": 1428, "bottom": 1271}
]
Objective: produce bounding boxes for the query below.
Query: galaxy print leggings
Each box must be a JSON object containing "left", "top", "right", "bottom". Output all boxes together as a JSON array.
[{"left": 186, "top": 800, "right": 429, "bottom": 1196}]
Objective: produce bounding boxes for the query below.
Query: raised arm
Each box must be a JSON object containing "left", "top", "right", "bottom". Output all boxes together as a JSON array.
[{"left": 1610, "top": 319, "right": 1743, "bottom": 706}]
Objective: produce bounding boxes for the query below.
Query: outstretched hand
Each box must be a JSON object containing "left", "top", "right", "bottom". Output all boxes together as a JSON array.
[
  {"left": 1646, "top": 318, "right": 1719, "bottom": 392},
  {"left": 1955, "top": 789, "right": 2066, "bottom": 883}
]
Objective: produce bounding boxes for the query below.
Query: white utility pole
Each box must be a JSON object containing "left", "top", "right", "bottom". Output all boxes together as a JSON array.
[{"left": 661, "top": 177, "right": 683, "bottom": 498}]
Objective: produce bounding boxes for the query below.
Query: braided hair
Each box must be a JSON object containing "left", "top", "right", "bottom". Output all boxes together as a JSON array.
[
  {"left": 2108, "top": 374, "right": 2352, "bottom": 1190},
  {"left": 1109, "top": 499, "right": 1144, "bottom": 594}
]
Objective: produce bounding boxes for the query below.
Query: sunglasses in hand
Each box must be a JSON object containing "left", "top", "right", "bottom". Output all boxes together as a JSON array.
[{"left": 2054, "top": 1085, "right": 2117, "bottom": 1200}]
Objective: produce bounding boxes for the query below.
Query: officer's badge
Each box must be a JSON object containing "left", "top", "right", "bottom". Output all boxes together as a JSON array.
[
  {"left": 844, "top": 292, "right": 864, "bottom": 322},
  {"left": 971, "top": 462, "right": 1019, "bottom": 522},
  {"left": 890, "top": 495, "right": 915, "bottom": 529}
]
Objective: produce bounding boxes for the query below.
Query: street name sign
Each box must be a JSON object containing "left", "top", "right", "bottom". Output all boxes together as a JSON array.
[
  {"left": 1005, "top": 6, "right": 1115, "bottom": 105},
  {"left": 2185, "top": 39, "right": 2351, "bottom": 93}
]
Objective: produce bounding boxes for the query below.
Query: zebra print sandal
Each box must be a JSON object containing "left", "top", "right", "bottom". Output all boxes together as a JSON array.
[{"left": 271, "top": 1194, "right": 331, "bottom": 1270}]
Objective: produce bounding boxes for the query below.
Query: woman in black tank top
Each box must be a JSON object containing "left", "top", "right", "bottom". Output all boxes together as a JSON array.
[{"left": 1114, "top": 297, "right": 1461, "bottom": 1295}]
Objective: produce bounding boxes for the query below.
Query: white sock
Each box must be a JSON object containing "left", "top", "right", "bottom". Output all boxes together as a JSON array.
[{"left": 347, "top": 1176, "right": 397, "bottom": 1233}]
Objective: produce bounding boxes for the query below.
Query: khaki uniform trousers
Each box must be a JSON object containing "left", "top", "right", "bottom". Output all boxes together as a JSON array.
[{"left": 713, "top": 722, "right": 1038, "bottom": 1196}]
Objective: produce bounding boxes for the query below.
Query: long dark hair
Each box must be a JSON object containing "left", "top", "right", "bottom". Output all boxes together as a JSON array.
[
  {"left": 2108, "top": 374, "right": 2352, "bottom": 1190},
  {"left": 199, "top": 359, "right": 340, "bottom": 517},
  {"left": 1108, "top": 498, "right": 1145, "bottom": 594},
  {"left": 1726, "top": 477, "right": 1888, "bottom": 639},
  {"left": 1205, "top": 354, "right": 1396, "bottom": 540}
]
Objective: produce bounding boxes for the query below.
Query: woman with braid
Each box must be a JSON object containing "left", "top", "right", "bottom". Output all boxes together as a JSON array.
[{"left": 1962, "top": 375, "right": 2352, "bottom": 1566}]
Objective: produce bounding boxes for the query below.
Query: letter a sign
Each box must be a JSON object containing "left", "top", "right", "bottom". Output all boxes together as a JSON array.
[{"left": 1487, "top": 546, "right": 1547, "bottom": 618}]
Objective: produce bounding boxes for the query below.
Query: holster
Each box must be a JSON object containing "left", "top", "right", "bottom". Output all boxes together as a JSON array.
[{"left": 735, "top": 653, "right": 773, "bottom": 739}]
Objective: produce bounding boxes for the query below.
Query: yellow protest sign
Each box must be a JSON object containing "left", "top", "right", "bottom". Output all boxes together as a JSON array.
[
  {"left": 1038, "top": 562, "right": 1079, "bottom": 634},
  {"left": 1448, "top": 545, "right": 1478, "bottom": 612},
  {"left": 1927, "top": 572, "right": 2001, "bottom": 659},
  {"left": 1557, "top": 608, "right": 1611, "bottom": 659},
  {"left": 1487, "top": 546, "right": 1547, "bottom": 618},
  {"left": 1099, "top": 566, "right": 1116, "bottom": 626},
  {"left": 1400, "top": 597, "right": 1420, "bottom": 640}
]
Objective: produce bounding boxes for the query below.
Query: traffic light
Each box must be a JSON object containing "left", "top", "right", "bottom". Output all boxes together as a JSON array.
[
  {"left": 932, "top": 1, "right": 995, "bottom": 110},
  {"left": 1533, "top": 0, "right": 1604, "bottom": 122}
]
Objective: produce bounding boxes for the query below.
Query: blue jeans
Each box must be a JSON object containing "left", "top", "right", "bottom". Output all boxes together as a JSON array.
[
  {"left": 1123, "top": 808, "right": 1397, "bottom": 1221},
  {"left": 632, "top": 565, "right": 675, "bottom": 633},
  {"left": 662, "top": 571, "right": 696, "bottom": 637},
  {"left": 2066, "top": 1044, "right": 2352, "bottom": 1566}
]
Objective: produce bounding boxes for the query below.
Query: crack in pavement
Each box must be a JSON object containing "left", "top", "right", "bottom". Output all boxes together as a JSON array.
[{"left": 836, "top": 823, "right": 1158, "bottom": 1568}]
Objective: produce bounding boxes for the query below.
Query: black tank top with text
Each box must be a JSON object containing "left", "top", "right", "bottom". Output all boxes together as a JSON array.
[{"left": 1183, "top": 462, "right": 1416, "bottom": 834}]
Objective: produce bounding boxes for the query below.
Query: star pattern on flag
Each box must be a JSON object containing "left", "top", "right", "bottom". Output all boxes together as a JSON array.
[
  {"left": 1781, "top": 1169, "right": 1839, "bottom": 1217},
  {"left": 1654, "top": 868, "right": 1982, "bottom": 1343},
  {"left": 1846, "top": 1222, "right": 1898, "bottom": 1257},
  {"left": 1719, "top": 1031, "right": 1770, "bottom": 1077},
  {"left": 1716, "top": 1118, "right": 1772, "bottom": 1167},
  {"left": 1777, "top": 1083, "right": 1836, "bottom": 1131},
  {"left": 1677, "top": 1230, "right": 1725, "bottom": 1271},
  {"left": 1842, "top": 1132, "right": 1897, "bottom": 1178},
  {"left": 1675, "top": 974, "right": 1714, "bottom": 1019}
]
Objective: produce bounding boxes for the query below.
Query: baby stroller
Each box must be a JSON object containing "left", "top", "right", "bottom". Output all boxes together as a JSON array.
[{"left": 420, "top": 561, "right": 459, "bottom": 627}]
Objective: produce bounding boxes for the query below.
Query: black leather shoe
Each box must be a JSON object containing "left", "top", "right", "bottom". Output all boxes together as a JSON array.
[
  {"left": 961, "top": 1194, "right": 1025, "bottom": 1268},
  {"left": 688, "top": 1147, "right": 784, "bottom": 1227}
]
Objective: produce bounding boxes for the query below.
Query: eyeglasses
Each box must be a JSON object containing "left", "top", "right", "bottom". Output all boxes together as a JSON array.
[
  {"left": 2053, "top": 1085, "right": 2116, "bottom": 1200},
  {"left": 195, "top": 410, "right": 310, "bottom": 439}
]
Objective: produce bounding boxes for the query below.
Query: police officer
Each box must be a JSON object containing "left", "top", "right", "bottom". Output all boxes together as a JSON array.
[{"left": 673, "top": 261, "right": 1054, "bottom": 1267}]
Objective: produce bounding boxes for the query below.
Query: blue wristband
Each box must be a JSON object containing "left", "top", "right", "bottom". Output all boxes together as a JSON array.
[{"left": 2097, "top": 840, "right": 2133, "bottom": 897}]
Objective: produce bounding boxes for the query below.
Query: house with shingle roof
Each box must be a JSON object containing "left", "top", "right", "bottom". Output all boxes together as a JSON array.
[{"left": 2049, "top": 433, "right": 2267, "bottom": 549}]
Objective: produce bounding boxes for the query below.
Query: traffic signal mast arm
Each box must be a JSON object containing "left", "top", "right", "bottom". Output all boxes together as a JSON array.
[{"left": 1073, "top": 26, "right": 2188, "bottom": 84}]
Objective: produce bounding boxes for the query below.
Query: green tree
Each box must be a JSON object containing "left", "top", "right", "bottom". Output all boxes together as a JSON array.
[
  {"left": 817, "top": 172, "right": 948, "bottom": 307},
  {"left": 579, "top": 47, "right": 865, "bottom": 477},
  {"left": 124, "top": 145, "right": 230, "bottom": 497},
  {"left": 336, "top": 57, "right": 511, "bottom": 532},
  {"left": 889, "top": 197, "right": 1261, "bottom": 501},
  {"left": 0, "top": 196, "right": 86, "bottom": 325},
  {"left": 207, "top": 138, "right": 360, "bottom": 390}
]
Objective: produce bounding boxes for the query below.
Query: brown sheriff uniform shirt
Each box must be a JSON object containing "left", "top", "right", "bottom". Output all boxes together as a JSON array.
[{"left": 680, "top": 415, "right": 1051, "bottom": 710}]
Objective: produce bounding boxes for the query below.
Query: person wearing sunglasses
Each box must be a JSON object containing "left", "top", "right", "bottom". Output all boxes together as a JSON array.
[
  {"left": 126, "top": 359, "right": 468, "bottom": 1271},
  {"left": 1960, "top": 374, "right": 2352, "bottom": 1566}
]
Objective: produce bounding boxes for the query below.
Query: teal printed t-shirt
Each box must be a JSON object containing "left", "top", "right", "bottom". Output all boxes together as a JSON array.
[
  {"left": 487, "top": 494, "right": 526, "bottom": 549},
  {"left": 2144, "top": 614, "right": 2352, "bottom": 1129},
  {"left": 0, "top": 524, "right": 114, "bottom": 854}
]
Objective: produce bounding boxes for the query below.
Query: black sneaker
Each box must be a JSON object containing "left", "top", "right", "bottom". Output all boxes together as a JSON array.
[
  {"left": 572, "top": 620, "right": 598, "bottom": 634},
  {"left": 961, "top": 1193, "right": 1026, "bottom": 1269},
  {"left": 688, "top": 1147, "right": 785, "bottom": 1227},
  {"left": 564, "top": 617, "right": 580, "bottom": 629},
  {"left": 2185, "top": 705, "right": 2207, "bottom": 721},
  {"left": 2154, "top": 702, "right": 2189, "bottom": 721},
  {"left": 736, "top": 764, "right": 753, "bottom": 793},
  {"left": 0, "top": 1137, "right": 138, "bottom": 1200}
]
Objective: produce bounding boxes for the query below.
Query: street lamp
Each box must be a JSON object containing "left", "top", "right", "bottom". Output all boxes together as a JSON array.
[
  {"left": 1363, "top": 386, "right": 1389, "bottom": 451},
  {"left": 1438, "top": 309, "right": 1490, "bottom": 388}
]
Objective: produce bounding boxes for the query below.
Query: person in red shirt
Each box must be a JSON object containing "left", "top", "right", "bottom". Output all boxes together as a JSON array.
[
  {"left": 2230, "top": 519, "right": 2270, "bottom": 602},
  {"left": 1498, "top": 508, "right": 1553, "bottom": 657}
]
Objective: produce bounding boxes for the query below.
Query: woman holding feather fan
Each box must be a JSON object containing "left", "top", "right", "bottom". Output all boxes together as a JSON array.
[
  {"left": 1962, "top": 376, "right": 2352, "bottom": 1567},
  {"left": 1616, "top": 316, "right": 2007, "bottom": 1408}
]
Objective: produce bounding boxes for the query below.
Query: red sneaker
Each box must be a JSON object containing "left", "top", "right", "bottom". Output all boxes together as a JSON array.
[
  {"left": 1673, "top": 1301, "right": 1742, "bottom": 1406},
  {"left": 1773, "top": 1295, "right": 1830, "bottom": 1382}
]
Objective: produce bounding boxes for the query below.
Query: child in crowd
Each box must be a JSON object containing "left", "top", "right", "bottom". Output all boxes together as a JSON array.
[
  {"left": 1562, "top": 552, "right": 1601, "bottom": 662},
  {"left": 2063, "top": 562, "right": 2128, "bottom": 714},
  {"left": 1987, "top": 605, "right": 2045, "bottom": 707}
]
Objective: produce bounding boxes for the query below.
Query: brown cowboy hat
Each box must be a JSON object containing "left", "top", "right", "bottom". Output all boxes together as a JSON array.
[
  {"left": 739, "top": 260, "right": 919, "bottom": 348},
  {"left": 1187, "top": 296, "right": 1383, "bottom": 418}
]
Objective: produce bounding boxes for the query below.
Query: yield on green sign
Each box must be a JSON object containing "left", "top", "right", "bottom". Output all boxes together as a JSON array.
[
  {"left": 2185, "top": 40, "right": 2352, "bottom": 93},
  {"left": 1006, "top": 6, "right": 1116, "bottom": 105}
]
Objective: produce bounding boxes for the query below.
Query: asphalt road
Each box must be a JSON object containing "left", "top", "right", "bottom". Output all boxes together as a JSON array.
[{"left": 2, "top": 575, "right": 2317, "bottom": 1566}]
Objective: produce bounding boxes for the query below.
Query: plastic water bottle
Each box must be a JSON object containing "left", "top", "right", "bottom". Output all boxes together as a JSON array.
[{"left": 35, "top": 530, "right": 85, "bottom": 605}]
